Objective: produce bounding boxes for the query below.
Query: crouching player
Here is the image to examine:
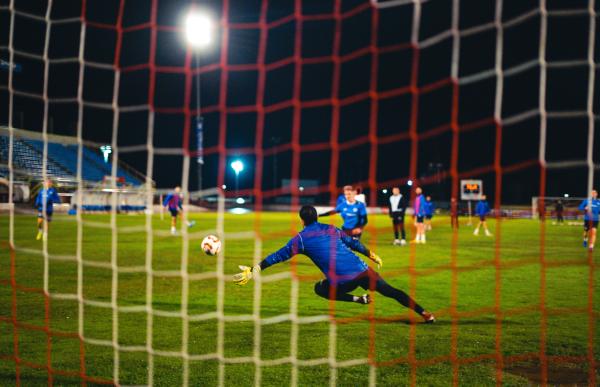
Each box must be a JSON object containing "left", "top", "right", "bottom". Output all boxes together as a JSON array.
[
  {"left": 163, "top": 186, "right": 195, "bottom": 235},
  {"left": 35, "top": 179, "right": 61, "bottom": 241},
  {"left": 234, "top": 205, "right": 435, "bottom": 323}
]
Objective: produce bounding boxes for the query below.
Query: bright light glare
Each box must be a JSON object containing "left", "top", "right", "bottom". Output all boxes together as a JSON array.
[
  {"left": 236, "top": 197, "right": 245, "bottom": 204},
  {"left": 407, "top": 180, "right": 414, "bottom": 186},
  {"left": 564, "top": 193, "right": 569, "bottom": 198},
  {"left": 221, "top": 184, "right": 227, "bottom": 190},
  {"left": 185, "top": 12, "right": 213, "bottom": 48},
  {"left": 382, "top": 189, "right": 388, "bottom": 194},
  {"left": 231, "top": 160, "right": 244, "bottom": 174},
  {"left": 299, "top": 186, "right": 305, "bottom": 192}
]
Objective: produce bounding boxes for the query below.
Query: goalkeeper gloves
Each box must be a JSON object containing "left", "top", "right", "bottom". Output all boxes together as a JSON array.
[
  {"left": 233, "top": 264, "right": 261, "bottom": 285},
  {"left": 369, "top": 251, "right": 383, "bottom": 269}
]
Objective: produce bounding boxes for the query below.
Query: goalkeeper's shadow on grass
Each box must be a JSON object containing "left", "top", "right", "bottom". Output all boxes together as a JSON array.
[{"left": 376, "top": 316, "right": 526, "bottom": 326}]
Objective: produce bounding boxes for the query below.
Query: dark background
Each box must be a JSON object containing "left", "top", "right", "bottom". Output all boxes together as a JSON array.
[{"left": 1, "top": 0, "right": 598, "bottom": 205}]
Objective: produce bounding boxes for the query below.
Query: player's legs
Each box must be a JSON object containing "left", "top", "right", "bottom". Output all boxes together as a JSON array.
[
  {"left": 36, "top": 212, "right": 44, "bottom": 240},
  {"left": 482, "top": 220, "right": 492, "bottom": 236},
  {"left": 392, "top": 214, "right": 406, "bottom": 245},
  {"left": 398, "top": 221, "right": 406, "bottom": 243},
  {"left": 169, "top": 208, "right": 178, "bottom": 234},
  {"left": 418, "top": 220, "right": 425, "bottom": 243},
  {"left": 412, "top": 216, "right": 425, "bottom": 243},
  {"left": 590, "top": 223, "right": 598, "bottom": 249},
  {"left": 37, "top": 211, "right": 52, "bottom": 240},
  {"left": 392, "top": 220, "right": 400, "bottom": 243},
  {"left": 474, "top": 216, "right": 485, "bottom": 235},
  {"left": 357, "top": 269, "right": 433, "bottom": 321},
  {"left": 314, "top": 279, "right": 367, "bottom": 303}
]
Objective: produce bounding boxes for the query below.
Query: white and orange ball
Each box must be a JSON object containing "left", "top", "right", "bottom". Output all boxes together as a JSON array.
[{"left": 201, "top": 235, "right": 221, "bottom": 256}]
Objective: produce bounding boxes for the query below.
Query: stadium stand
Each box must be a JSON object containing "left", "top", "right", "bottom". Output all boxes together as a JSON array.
[{"left": 0, "top": 134, "right": 141, "bottom": 185}]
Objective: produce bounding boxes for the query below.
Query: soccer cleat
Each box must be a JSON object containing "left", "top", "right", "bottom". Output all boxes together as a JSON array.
[
  {"left": 583, "top": 239, "right": 588, "bottom": 248},
  {"left": 170, "top": 227, "right": 177, "bottom": 235},
  {"left": 187, "top": 220, "right": 196, "bottom": 228},
  {"left": 473, "top": 229, "right": 479, "bottom": 236},
  {"left": 400, "top": 239, "right": 407, "bottom": 246},
  {"left": 356, "top": 294, "right": 371, "bottom": 305},
  {"left": 485, "top": 231, "right": 492, "bottom": 237},
  {"left": 36, "top": 230, "right": 43, "bottom": 240},
  {"left": 393, "top": 239, "right": 401, "bottom": 246},
  {"left": 421, "top": 311, "right": 436, "bottom": 323}
]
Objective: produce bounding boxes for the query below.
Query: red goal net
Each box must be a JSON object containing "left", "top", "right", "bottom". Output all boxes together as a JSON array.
[{"left": 1, "top": 0, "right": 598, "bottom": 385}]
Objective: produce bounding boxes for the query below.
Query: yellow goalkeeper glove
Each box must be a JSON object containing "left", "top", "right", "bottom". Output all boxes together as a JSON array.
[
  {"left": 233, "top": 265, "right": 261, "bottom": 285},
  {"left": 369, "top": 251, "right": 383, "bottom": 269}
]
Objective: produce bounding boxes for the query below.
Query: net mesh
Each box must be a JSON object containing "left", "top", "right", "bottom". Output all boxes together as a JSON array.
[{"left": 0, "top": 0, "right": 598, "bottom": 385}]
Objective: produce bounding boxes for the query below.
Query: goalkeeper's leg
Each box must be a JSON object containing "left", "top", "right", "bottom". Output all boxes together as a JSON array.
[
  {"left": 314, "top": 279, "right": 369, "bottom": 304},
  {"left": 361, "top": 272, "right": 425, "bottom": 315}
]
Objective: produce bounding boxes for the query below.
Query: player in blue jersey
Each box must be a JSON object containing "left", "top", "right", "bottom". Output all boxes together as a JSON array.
[
  {"left": 233, "top": 205, "right": 435, "bottom": 323},
  {"left": 473, "top": 194, "right": 492, "bottom": 237},
  {"left": 412, "top": 187, "right": 427, "bottom": 244},
  {"left": 424, "top": 195, "right": 435, "bottom": 231},
  {"left": 579, "top": 189, "right": 599, "bottom": 250},
  {"left": 163, "top": 186, "right": 195, "bottom": 235},
  {"left": 319, "top": 185, "right": 368, "bottom": 239},
  {"left": 35, "top": 179, "right": 61, "bottom": 241}
]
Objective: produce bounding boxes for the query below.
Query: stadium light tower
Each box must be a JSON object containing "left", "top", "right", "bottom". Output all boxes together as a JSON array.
[
  {"left": 231, "top": 160, "right": 244, "bottom": 196},
  {"left": 184, "top": 10, "right": 214, "bottom": 193}
]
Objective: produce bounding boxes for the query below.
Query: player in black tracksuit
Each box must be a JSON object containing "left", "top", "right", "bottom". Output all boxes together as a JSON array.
[{"left": 388, "top": 187, "right": 408, "bottom": 246}]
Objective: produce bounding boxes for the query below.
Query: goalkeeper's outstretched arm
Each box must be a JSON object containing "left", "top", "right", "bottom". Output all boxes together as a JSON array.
[{"left": 233, "top": 235, "right": 302, "bottom": 285}]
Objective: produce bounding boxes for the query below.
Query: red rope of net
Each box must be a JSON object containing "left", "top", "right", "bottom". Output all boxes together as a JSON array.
[{"left": 2, "top": 0, "right": 597, "bottom": 385}]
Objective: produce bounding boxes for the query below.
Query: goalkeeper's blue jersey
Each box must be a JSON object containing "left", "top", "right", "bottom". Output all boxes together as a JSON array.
[{"left": 261, "top": 222, "right": 369, "bottom": 284}]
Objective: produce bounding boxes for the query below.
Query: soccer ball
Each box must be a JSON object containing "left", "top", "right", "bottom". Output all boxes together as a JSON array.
[{"left": 201, "top": 235, "right": 221, "bottom": 256}]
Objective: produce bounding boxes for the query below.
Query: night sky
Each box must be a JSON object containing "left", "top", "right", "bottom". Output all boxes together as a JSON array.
[{"left": 1, "top": 0, "right": 599, "bottom": 205}]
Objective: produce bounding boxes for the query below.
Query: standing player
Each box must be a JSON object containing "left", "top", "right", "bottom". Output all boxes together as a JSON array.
[
  {"left": 233, "top": 205, "right": 435, "bottom": 323},
  {"left": 450, "top": 197, "right": 459, "bottom": 229},
  {"left": 554, "top": 200, "right": 564, "bottom": 225},
  {"left": 388, "top": 187, "right": 407, "bottom": 246},
  {"left": 35, "top": 179, "right": 61, "bottom": 241},
  {"left": 412, "top": 187, "right": 427, "bottom": 244},
  {"left": 319, "top": 185, "right": 368, "bottom": 239},
  {"left": 424, "top": 195, "right": 435, "bottom": 231},
  {"left": 473, "top": 194, "right": 492, "bottom": 237},
  {"left": 579, "top": 189, "right": 599, "bottom": 250},
  {"left": 163, "top": 186, "right": 195, "bottom": 235}
]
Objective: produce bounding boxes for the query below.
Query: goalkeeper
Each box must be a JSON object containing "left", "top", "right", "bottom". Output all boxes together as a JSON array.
[{"left": 234, "top": 205, "right": 435, "bottom": 323}]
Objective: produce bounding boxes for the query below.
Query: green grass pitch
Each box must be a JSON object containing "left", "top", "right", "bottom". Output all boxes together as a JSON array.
[{"left": 1, "top": 212, "right": 599, "bottom": 386}]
